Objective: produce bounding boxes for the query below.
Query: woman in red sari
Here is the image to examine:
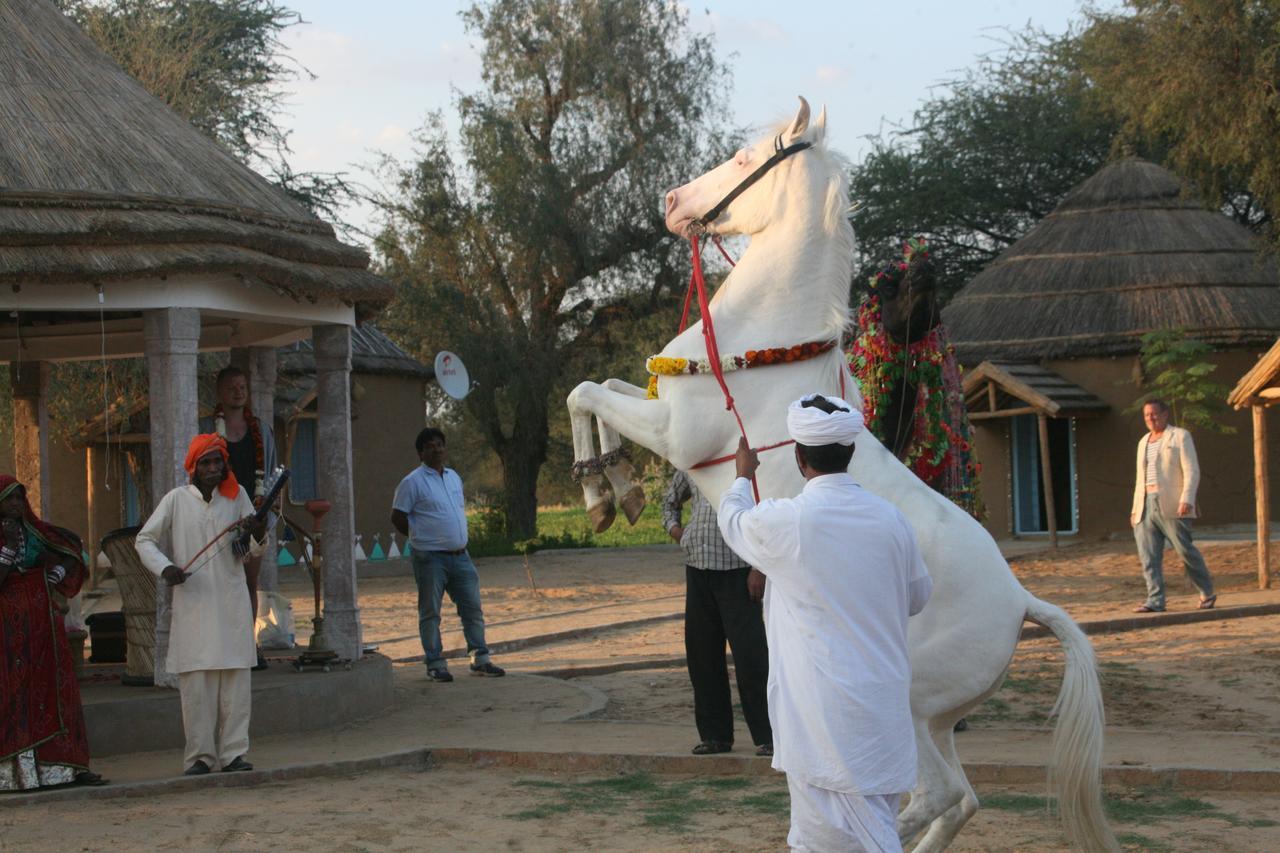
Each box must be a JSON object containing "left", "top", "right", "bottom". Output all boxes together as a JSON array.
[{"left": 0, "top": 475, "right": 106, "bottom": 790}]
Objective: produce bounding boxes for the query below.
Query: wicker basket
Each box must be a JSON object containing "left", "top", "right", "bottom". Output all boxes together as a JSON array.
[{"left": 100, "top": 526, "right": 155, "bottom": 686}]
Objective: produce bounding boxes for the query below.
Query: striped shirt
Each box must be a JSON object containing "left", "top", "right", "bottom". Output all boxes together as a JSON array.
[
  {"left": 1145, "top": 434, "right": 1162, "bottom": 488},
  {"left": 661, "top": 470, "right": 750, "bottom": 571}
]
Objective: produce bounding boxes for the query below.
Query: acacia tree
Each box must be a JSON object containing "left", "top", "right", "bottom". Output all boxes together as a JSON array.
[
  {"left": 1081, "top": 0, "right": 1280, "bottom": 238},
  {"left": 849, "top": 29, "right": 1119, "bottom": 300},
  {"left": 376, "top": 0, "right": 731, "bottom": 538}
]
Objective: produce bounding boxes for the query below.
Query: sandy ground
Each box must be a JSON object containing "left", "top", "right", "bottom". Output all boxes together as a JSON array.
[
  {"left": 38, "top": 537, "right": 1280, "bottom": 851},
  {"left": 3, "top": 767, "right": 1278, "bottom": 852}
]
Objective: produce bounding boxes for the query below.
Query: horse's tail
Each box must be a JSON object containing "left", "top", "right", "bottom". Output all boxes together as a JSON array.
[{"left": 1023, "top": 594, "right": 1120, "bottom": 853}]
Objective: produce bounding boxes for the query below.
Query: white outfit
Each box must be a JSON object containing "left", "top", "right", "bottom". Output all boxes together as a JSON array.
[
  {"left": 718, "top": 473, "right": 932, "bottom": 850},
  {"left": 178, "top": 669, "right": 250, "bottom": 769},
  {"left": 136, "top": 484, "right": 263, "bottom": 768},
  {"left": 787, "top": 778, "right": 901, "bottom": 852}
]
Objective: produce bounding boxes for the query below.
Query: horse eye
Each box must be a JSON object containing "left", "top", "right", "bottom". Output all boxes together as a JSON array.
[{"left": 734, "top": 149, "right": 748, "bottom": 166}]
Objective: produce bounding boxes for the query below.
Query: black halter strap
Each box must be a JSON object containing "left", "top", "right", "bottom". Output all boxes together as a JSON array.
[{"left": 696, "top": 134, "right": 813, "bottom": 229}]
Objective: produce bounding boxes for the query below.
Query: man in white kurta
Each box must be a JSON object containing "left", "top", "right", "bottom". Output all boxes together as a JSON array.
[
  {"left": 718, "top": 394, "right": 932, "bottom": 852},
  {"left": 136, "top": 434, "right": 265, "bottom": 775}
]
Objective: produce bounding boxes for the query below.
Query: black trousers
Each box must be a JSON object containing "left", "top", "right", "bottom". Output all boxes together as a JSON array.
[{"left": 684, "top": 565, "right": 772, "bottom": 747}]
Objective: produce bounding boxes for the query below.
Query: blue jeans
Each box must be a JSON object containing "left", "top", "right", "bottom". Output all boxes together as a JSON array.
[
  {"left": 410, "top": 548, "right": 491, "bottom": 671},
  {"left": 1134, "top": 493, "right": 1214, "bottom": 610}
]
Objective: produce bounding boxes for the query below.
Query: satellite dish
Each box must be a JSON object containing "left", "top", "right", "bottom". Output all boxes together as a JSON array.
[{"left": 434, "top": 351, "right": 471, "bottom": 400}]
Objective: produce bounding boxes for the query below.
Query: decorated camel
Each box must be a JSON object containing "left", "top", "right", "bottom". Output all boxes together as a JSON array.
[
  {"left": 848, "top": 240, "right": 984, "bottom": 518},
  {"left": 565, "top": 98, "right": 1117, "bottom": 851}
]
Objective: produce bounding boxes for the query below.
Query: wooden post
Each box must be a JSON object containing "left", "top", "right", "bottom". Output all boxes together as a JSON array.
[
  {"left": 987, "top": 381, "right": 998, "bottom": 412},
  {"left": 1255, "top": 405, "right": 1271, "bottom": 589},
  {"left": 1037, "top": 414, "right": 1059, "bottom": 548}
]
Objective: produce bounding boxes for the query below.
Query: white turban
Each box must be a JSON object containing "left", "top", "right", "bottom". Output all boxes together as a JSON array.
[{"left": 787, "top": 394, "right": 864, "bottom": 446}]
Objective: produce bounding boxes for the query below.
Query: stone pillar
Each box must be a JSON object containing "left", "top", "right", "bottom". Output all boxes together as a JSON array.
[
  {"left": 144, "top": 308, "right": 201, "bottom": 689},
  {"left": 313, "top": 324, "right": 362, "bottom": 660},
  {"left": 10, "top": 362, "right": 51, "bottom": 517},
  {"left": 230, "top": 345, "right": 280, "bottom": 594}
]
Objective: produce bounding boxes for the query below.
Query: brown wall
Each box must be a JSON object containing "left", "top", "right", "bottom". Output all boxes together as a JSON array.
[
  {"left": 971, "top": 351, "right": 1280, "bottom": 540},
  {"left": 349, "top": 373, "right": 427, "bottom": 554}
]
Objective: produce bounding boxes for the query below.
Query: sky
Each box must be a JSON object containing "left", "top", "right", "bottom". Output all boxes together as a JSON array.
[{"left": 277, "top": 0, "right": 1118, "bottom": 242}]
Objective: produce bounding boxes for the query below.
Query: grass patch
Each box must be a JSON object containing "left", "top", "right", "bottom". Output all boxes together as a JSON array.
[
  {"left": 468, "top": 503, "right": 670, "bottom": 558},
  {"left": 739, "top": 790, "right": 791, "bottom": 816},
  {"left": 985, "top": 788, "right": 1258, "bottom": 833},
  {"left": 1001, "top": 675, "right": 1049, "bottom": 695},
  {"left": 982, "top": 793, "right": 1049, "bottom": 813},
  {"left": 1105, "top": 795, "right": 1219, "bottom": 823},
  {"left": 1116, "top": 832, "right": 1172, "bottom": 851},
  {"left": 508, "top": 773, "right": 786, "bottom": 833}
]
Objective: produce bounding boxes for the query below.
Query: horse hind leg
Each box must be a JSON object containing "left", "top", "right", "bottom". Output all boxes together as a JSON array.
[
  {"left": 897, "top": 718, "right": 968, "bottom": 849},
  {"left": 567, "top": 386, "right": 617, "bottom": 533},
  {"left": 597, "top": 379, "right": 647, "bottom": 526},
  {"left": 911, "top": 727, "right": 980, "bottom": 852}
]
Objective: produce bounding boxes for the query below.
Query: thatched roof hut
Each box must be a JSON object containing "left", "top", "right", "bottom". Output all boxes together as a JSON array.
[
  {"left": 0, "top": 0, "right": 391, "bottom": 316},
  {"left": 942, "top": 158, "right": 1280, "bottom": 364}
]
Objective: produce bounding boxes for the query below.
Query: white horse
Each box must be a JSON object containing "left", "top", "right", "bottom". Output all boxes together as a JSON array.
[{"left": 566, "top": 98, "right": 1117, "bottom": 852}]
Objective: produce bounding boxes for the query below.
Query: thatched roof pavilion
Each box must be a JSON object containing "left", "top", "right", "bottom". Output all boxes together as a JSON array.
[
  {"left": 942, "top": 157, "right": 1280, "bottom": 365},
  {"left": 0, "top": 0, "right": 390, "bottom": 669},
  {"left": 0, "top": 0, "right": 393, "bottom": 364}
]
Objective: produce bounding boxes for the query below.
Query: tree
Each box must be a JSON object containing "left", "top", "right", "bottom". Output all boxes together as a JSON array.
[
  {"left": 57, "top": 0, "right": 352, "bottom": 221},
  {"left": 849, "top": 28, "right": 1120, "bottom": 301},
  {"left": 375, "top": 0, "right": 731, "bottom": 538},
  {"left": 1129, "top": 329, "right": 1237, "bottom": 434},
  {"left": 1082, "top": 0, "right": 1280, "bottom": 240}
]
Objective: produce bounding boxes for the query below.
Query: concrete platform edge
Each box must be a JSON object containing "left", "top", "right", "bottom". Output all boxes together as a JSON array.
[{"left": 5, "top": 747, "right": 1277, "bottom": 807}]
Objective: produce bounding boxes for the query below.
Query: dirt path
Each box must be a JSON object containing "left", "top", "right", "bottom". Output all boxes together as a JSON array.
[
  {"left": 3, "top": 766, "right": 1277, "bottom": 851},
  {"left": 41, "top": 538, "right": 1280, "bottom": 851}
]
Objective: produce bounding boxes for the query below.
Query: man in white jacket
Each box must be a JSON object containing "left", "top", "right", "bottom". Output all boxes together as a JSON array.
[
  {"left": 1130, "top": 398, "right": 1216, "bottom": 612},
  {"left": 718, "top": 394, "right": 932, "bottom": 852},
  {"left": 136, "top": 434, "right": 266, "bottom": 775}
]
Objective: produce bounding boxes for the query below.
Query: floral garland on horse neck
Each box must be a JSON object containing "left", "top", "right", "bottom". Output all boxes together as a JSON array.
[{"left": 847, "top": 239, "right": 985, "bottom": 519}]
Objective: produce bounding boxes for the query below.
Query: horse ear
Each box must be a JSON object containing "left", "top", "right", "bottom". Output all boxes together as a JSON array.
[
  {"left": 812, "top": 105, "right": 827, "bottom": 145},
  {"left": 785, "top": 96, "right": 811, "bottom": 144}
]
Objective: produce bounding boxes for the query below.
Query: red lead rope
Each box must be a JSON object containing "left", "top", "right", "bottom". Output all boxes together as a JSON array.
[{"left": 683, "top": 234, "right": 761, "bottom": 501}]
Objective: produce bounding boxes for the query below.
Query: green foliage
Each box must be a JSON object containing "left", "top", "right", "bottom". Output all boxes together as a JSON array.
[
  {"left": 465, "top": 502, "right": 669, "bottom": 558},
  {"left": 1082, "top": 0, "right": 1280, "bottom": 237},
  {"left": 1129, "top": 329, "right": 1237, "bottom": 434},
  {"left": 849, "top": 27, "right": 1119, "bottom": 302},
  {"left": 375, "top": 0, "right": 732, "bottom": 537},
  {"left": 58, "top": 0, "right": 353, "bottom": 222}
]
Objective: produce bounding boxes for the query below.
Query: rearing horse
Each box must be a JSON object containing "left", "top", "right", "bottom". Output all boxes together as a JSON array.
[{"left": 566, "top": 98, "right": 1116, "bottom": 852}]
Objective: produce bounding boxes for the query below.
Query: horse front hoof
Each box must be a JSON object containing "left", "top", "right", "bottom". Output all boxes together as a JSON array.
[
  {"left": 619, "top": 486, "right": 646, "bottom": 526},
  {"left": 588, "top": 500, "right": 617, "bottom": 533}
]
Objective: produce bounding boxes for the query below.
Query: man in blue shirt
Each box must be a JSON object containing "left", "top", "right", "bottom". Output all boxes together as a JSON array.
[{"left": 391, "top": 427, "right": 504, "bottom": 682}]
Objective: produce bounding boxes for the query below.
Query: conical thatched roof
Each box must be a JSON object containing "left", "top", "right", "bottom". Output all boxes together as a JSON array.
[
  {"left": 942, "top": 158, "right": 1280, "bottom": 363},
  {"left": 0, "top": 0, "right": 392, "bottom": 314}
]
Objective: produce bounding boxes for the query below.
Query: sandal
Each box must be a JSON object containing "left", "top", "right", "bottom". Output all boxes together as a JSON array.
[
  {"left": 755, "top": 744, "right": 774, "bottom": 757},
  {"left": 73, "top": 770, "right": 108, "bottom": 786},
  {"left": 1132, "top": 603, "right": 1164, "bottom": 613},
  {"left": 1198, "top": 595, "right": 1217, "bottom": 610},
  {"left": 691, "top": 740, "right": 732, "bottom": 755}
]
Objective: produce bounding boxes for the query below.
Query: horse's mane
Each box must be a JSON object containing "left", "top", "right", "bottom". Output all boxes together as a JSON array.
[{"left": 762, "top": 118, "right": 854, "bottom": 344}]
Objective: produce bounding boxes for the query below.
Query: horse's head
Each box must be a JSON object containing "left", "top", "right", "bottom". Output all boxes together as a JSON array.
[
  {"left": 867, "top": 239, "right": 939, "bottom": 345},
  {"left": 664, "top": 97, "right": 828, "bottom": 239}
]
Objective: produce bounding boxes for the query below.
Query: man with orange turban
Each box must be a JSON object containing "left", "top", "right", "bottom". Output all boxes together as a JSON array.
[{"left": 136, "top": 434, "right": 267, "bottom": 776}]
